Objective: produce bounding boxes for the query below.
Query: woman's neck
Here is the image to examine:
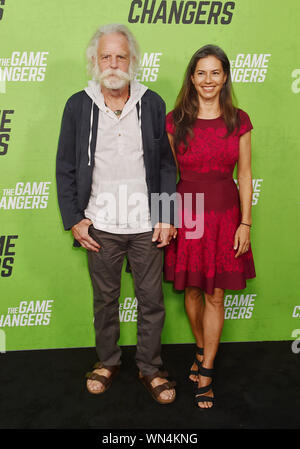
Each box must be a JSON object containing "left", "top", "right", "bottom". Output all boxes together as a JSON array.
[{"left": 197, "top": 98, "right": 221, "bottom": 119}]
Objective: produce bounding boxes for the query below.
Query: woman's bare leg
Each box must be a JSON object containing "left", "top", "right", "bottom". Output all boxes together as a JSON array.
[
  {"left": 197, "top": 287, "right": 225, "bottom": 408},
  {"left": 185, "top": 286, "right": 205, "bottom": 381}
]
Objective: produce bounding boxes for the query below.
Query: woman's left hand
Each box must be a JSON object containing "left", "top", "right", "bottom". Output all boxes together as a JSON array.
[{"left": 234, "top": 224, "right": 251, "bottom": 258}]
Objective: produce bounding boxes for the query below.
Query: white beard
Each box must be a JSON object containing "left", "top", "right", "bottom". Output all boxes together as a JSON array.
[{"left": 95, "top": 67, "right": 131, "bottom": 90}]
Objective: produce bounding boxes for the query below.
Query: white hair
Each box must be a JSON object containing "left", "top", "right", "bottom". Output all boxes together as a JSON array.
[{"left": 86, "top": 24, "right": 140, "bottom": 80}]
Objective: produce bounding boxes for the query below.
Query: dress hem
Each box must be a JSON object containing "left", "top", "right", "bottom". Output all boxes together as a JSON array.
[{"left": 164, "top": 271, "right": 256, "bottom": 296}]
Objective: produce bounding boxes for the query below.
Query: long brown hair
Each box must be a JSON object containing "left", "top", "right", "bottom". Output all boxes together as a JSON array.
[{"left": 173, "top": 44, "right": 239, "bottom": 152}]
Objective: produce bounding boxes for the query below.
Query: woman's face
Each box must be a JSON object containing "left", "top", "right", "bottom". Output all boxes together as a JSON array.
[{"left": 191, "top": 55, "right": 227, "bottom": 102}]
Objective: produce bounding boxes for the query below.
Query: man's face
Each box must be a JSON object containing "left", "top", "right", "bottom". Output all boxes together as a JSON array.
[{"left": 96, "top": 32, "right": 131, "bottom": 89}]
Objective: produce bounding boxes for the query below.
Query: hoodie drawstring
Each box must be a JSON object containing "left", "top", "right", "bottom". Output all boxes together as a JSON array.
[
  {"left": 87, "top": 101, "right": 94, "bottom": 166},
  {"left": 138, "top": 99, "right": 142, "bottom": 129},
  {"left": 138, "top": 99, "right": 142, "bottom": 151}
]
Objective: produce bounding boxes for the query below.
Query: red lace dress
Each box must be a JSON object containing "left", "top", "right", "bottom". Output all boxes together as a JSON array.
[{"left": 164, "top": 109, "right": 256, "bottom": 295}]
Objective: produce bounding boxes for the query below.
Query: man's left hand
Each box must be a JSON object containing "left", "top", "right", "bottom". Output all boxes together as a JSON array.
[{"left": 152, "top": 223, "right": 177, "bottom": 248}]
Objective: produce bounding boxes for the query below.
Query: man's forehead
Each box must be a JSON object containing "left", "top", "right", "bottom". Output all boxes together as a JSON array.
[{"left": 98, "top": 33, "right": 130, "bottom": 54}]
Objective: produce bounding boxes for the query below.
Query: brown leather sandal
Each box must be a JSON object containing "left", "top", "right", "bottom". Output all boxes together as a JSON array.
[
  {"left": 139, "top": 370, "right": 176, "bottom": 404},
  {"left": 85, "top": 361, "right": 120, "bottom": 394}
]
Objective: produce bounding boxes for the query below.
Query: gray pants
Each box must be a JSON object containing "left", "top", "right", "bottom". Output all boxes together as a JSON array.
[{"left": 87, "top": 226, "right": 165, "bottom": 376}]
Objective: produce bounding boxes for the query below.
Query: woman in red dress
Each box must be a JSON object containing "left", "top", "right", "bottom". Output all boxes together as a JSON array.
[{"left": 164, "top": 45, "right": 256, "bottom": 409}]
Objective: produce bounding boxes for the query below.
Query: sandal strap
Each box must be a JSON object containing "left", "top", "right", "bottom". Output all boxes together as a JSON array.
[
  {"left": 195, "top": 383, "right": 212, "bottom": 395},
  {"left": 196, "top": 346, "right": 204, "bottom": 356},
  {"left": 199, "top": 365, "right": 214, "bottom": 378},
  {"left": 190, "top": 357, "right": 202, "bottom": 376},
  {"left": 195, "top": 358, "right": 202, "bottom": 368},
  {"left": 195, "top": 395, "right": 215, "bottom": 404},
  {"left": 87, "top": 363, "right": 120, "bottom": 386},
  {"left": 152, "top": 380, "right": 176, "bottom": 396},
  {"left": 140, "top": 371, "right": 177, "bottom": 397},
  {"left": 139, "top": 373, "right": 176, "bottom": 404},
  {"left": 85, "top": 371, "right": 110, "bottom": 387}
]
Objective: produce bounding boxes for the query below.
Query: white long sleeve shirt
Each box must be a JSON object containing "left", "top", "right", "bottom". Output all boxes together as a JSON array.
[{"left": 84, "top": 80, "right": 152, "bottom": 233}]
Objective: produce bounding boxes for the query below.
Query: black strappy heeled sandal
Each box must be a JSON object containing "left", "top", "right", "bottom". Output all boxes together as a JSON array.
[
  {"left": 194, "top": 365, "right": 215, "bottom": 409},
  {"left": 189, "top": 346, "right": 203, "bottom": 382}
]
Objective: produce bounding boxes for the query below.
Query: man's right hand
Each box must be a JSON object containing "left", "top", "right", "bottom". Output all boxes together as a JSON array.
[{"left": 71, "top": 219, "right": 100, "bottom": 252}]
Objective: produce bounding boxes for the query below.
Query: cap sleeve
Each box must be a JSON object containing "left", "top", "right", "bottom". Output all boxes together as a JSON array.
[
  {"left": 166, "top": 111, "right": 175, "bottom": 135},
  {"left": 238, "top": 109, "right": 253, "bottom": 137}
]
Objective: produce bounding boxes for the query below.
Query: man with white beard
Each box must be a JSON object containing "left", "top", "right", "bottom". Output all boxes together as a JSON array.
[{"left": 56, "top": 24, "right": 177, "bottom": 404}]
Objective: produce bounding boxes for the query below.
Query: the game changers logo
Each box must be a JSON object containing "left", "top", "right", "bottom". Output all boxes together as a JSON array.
[
  {"left": 292, "top": 306, "right": 300, "bottom": 318},
  {"left": 0, "top": 0, "right": 6, "bottom": 21},
  {"left": 291, "top": 305, "right": 300, "bottom": 354},
  {"left": 128, "top": 0, "right": 235, "bottom": 24},
  {"left": 230, "top": 54, "right": 271, "bottom": 83},
  {"left": 0, "top": 299, "right": 54, "bottom": 327},
  {"left": 224, "top": 293, "right": 256, "bottom": 319},
  {"left": 291, "top": 329, "right": 300, "bottom": 354},
  {"left": 0, "top": 234, "right": 18, "bottom": 277},
  {"left": 136, "top": 52, "right": 162, "bottom": 83},
  {"left": 0, "top": 181, "right": 51, "bottom": 210},
  {"left": 291, "top": 69, "right": 300, "bottom": 93},
  {"left": 119, "top": 297, "right": 137, "bottom": 322},
  {"left": 0, "top": 51, "right": 49, "bottom": 93},
  {"left": 234, "top": 178, "right": 263, "bottom": 206},
  {"left": 0, "top": 109, "right": 14, "bottom": 156}
]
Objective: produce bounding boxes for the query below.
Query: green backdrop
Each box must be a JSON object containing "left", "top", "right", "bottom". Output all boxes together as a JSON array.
[{"left": 1, "top": 0, "right": 299, "bottom": 351}]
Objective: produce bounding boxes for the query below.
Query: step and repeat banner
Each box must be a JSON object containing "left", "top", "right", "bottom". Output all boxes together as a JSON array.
[{"left": 1, "top": 0, "right": 299, "bottom": 351}]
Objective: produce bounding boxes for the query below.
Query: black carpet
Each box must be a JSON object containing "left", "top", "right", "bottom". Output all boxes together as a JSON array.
[{"left": 0, "top": 341, "right": 299, "bottom": 430}]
